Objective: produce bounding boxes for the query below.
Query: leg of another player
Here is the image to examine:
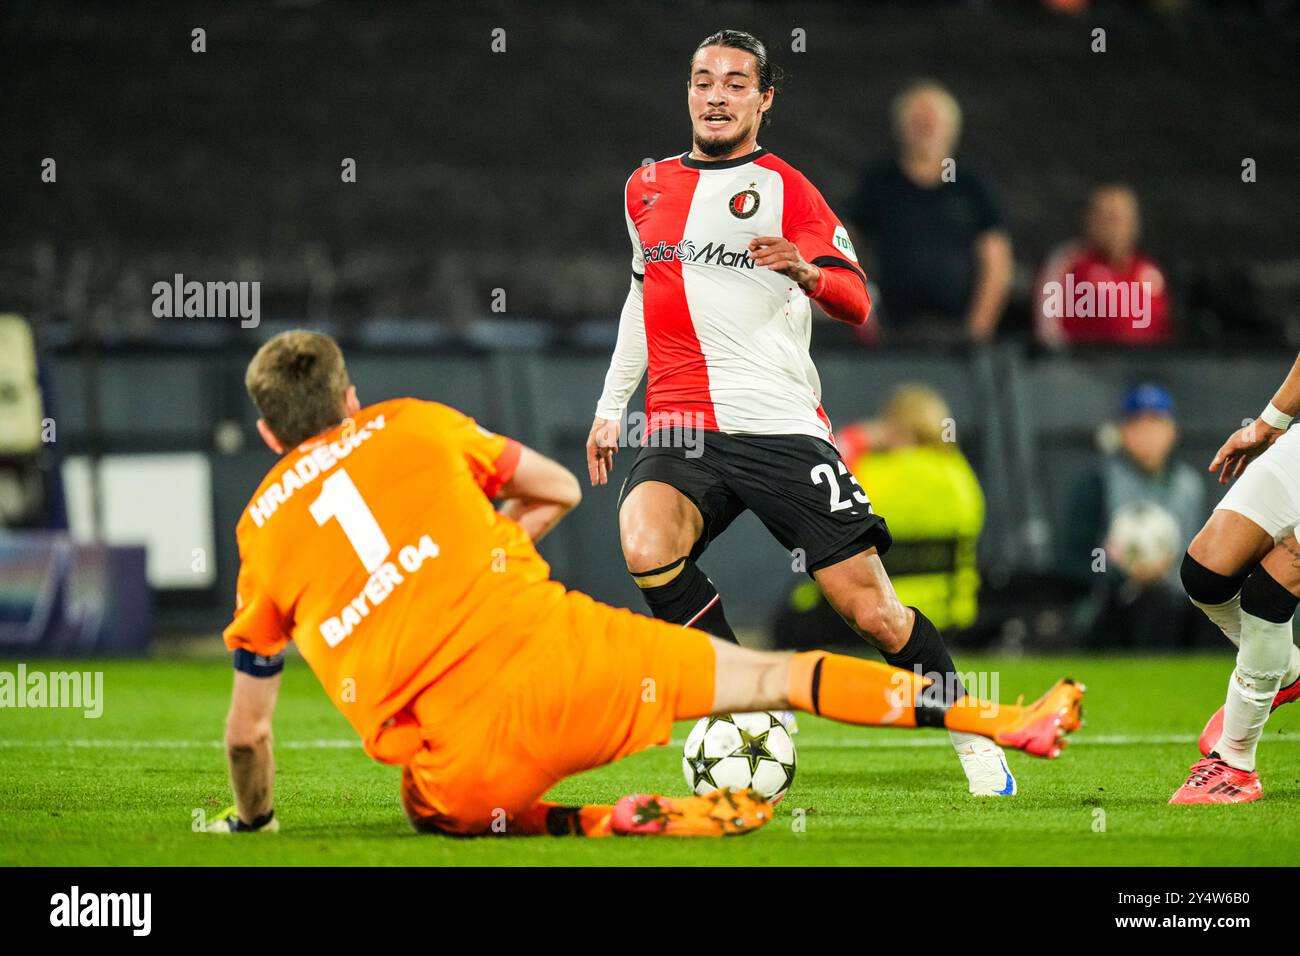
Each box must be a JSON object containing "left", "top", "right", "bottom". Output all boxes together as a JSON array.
[
  {"left": 1214, "top": 536, "right": 1300, "bottom": 772},
  {"left": 619, "top": 480, "right": 738, "bottom": 642},
  {"left": 1172, "top": 534, "right": 1300, "bottom": 803},
  {"left": 706, "top": 638, "right": 1082, "bottom": 758},
  {"left": 813, "top": 550, "right": 1014, "bottom": 792},
  {"left": 1182, "top": 512, "right": 1300, "bottom": 758}
]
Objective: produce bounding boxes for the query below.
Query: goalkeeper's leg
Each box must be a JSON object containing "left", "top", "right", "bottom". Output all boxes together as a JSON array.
[
  {"left": 496, "top": 631, "right": 1087, "bottom": 837},
  {"left": 508, "top": 792, "right": 774, "bottom": 838},
  {"left": 708, "top": 639, "right": 1084, "bottom": 758},
  {"left": 495, "top": 802, "right": 615, "bottom": 837}
]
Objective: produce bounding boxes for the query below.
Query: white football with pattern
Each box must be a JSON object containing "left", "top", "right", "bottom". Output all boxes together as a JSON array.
[{"left": 681, "top": 711, "right": 796, "bottom": 804}]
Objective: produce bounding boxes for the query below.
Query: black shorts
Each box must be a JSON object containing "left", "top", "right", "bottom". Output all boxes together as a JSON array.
[{"left": 617, "top": 428, "right": 892, "bottom": 575}]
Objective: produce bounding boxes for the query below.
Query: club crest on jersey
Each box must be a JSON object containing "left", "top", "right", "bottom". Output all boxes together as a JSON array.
[{"left": 728, "top": 189, "right": 760, "bottom": 219}]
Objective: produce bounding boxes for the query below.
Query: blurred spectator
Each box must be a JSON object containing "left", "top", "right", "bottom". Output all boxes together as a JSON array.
[
  {"left": 1034, "top": 184, "right": 1171, "bottom": 348},
  {"left": 0, "top": 314, "right": 66, "bottom": 530},
  {"left": 774, "top": 384, "right": 984, "bottom": 647},
  {"left": 847, "top": 79, "right": 1012, "bottom": 345},
  {"left": 1058, "top": 382, "right": 1207, "bottom": 647}
]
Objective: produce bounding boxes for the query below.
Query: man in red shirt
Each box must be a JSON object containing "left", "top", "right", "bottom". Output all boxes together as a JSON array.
[{"left": 1035, "top": 184, "right": 1171, "bottom": 347}]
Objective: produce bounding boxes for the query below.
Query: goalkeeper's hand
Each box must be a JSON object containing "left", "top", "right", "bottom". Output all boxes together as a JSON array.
[{"left": 205, "top": 806, "right": 279, "bottom": 833}]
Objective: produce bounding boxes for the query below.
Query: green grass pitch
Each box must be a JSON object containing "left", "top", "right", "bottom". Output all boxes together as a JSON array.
[{"left": 3, "top": 652, "right": 1298, "bottom": 866}]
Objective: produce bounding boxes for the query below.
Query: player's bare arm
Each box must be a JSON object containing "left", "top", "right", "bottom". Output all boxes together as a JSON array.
[
  {"left": 216, "top": 670, "right": 280, "bottom": 832},
  {"left": 498, "top": 445, "right": 582, "bottom": 542},
  {"left": 1209, "top": 351, "right": 1300, "bottom": 484}
]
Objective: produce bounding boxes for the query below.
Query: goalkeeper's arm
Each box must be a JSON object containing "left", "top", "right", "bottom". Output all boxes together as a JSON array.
[{"left": 211, "top": 662, "right": 282, "bottom": 832}]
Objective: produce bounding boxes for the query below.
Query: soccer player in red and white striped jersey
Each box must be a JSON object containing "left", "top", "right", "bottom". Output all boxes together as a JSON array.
[{"left": 585, "top": 30, "right": 1019, "bottom": 796}]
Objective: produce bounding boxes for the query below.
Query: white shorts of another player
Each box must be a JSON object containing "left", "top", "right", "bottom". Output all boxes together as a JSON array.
[{"left": 1217, "top": 426, "right": 1300, "bottom": 544}]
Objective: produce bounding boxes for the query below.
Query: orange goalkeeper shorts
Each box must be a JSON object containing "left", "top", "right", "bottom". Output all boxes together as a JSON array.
[{"left": 400, "top": 591, "right": 717, "bottom": 835}]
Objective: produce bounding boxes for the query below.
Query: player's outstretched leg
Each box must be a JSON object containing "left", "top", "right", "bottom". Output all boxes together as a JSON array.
[
  {"left": 1171, "top": 540, "right": 1300, "bottom": 805},
  {"left": 709, "top": 639, "right": 1084, "bottom": 759},
  {"left": 815, "top": 550, "right": 1017, "bottom": 792},
  {"left": 786, "top": 651, "right": 1082, "bottom": 758}
]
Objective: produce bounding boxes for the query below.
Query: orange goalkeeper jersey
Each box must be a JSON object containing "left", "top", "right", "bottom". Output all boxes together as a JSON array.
[{"left": 222, "top": 397, "right": 566, "bottom": 760}]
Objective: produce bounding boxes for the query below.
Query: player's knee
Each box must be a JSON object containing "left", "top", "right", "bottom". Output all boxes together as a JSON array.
[
  {"left": 621, "top": 525, "right": 685, "bottom": 575},
  {"left": 1240, "top": 564, "right": 1300, "bottom": 625},
  {"left": 224, "top": 720, "right": 271, "bottom": 753},
  {"left": 1180, "top": 551, "right": 1245, "bottom": 606}
]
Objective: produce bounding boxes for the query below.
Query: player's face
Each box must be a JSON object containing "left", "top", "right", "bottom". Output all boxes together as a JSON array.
[{"left": 688, "top": 46, "right": 772, "bottom": 158}]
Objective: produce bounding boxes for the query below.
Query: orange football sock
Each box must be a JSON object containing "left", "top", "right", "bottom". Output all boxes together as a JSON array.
[
  {"left": 939, "top": 694, "right": 1022, "bottom": 737},
  {"left": 787, "top": 651, "right": 1020, "bottom": 736}
]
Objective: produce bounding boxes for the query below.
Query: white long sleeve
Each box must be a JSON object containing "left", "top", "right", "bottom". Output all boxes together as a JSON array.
[{"left": 595, "top": 276, "right": 647, "bottom": 420}]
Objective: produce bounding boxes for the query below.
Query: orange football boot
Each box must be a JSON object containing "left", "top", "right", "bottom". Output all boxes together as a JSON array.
[
  {"left": 993, "top": 678, "right": 1085, "bottom": 758},
  {"left": 610, "top": 787, "right": 774, "bottom": 837},
  {"left": 1199, "top": 677, "right": 1300, "bottom": 757},
  {"left": 1169, "top": 756, "right": 1262, "bottom": 804}
]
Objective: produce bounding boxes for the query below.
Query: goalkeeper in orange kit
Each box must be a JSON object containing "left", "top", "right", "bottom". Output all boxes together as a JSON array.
[{"left": 209, "top": 330, "right": 1083, "bottom": 838}]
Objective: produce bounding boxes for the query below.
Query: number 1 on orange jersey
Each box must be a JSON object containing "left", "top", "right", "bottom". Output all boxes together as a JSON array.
[{"left": 309, "top": 469, "right": 391, "bottom": 572}]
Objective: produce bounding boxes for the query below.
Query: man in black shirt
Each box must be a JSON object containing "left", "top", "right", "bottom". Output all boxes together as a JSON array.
[{"left": 848, "top": 80, "right": 1013, "bottom": 344}]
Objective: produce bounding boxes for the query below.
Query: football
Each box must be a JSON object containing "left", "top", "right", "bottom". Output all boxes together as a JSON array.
[
  {"left": 1106, "top": 500, "right": 1181, "bottom": 576},
  {"left": 681, "top": 712, "right": 797, "bottom": 804}
]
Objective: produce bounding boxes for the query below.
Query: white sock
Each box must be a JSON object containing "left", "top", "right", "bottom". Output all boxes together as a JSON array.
[
  {"left": 1214, "top": 609, "right": 1292, "bottom": 771},
  {"left": 1190, "top": 592, "right": 1242, "bottom": 646},
  {"left": 1191, "top": 592, "right": 1300, "bottom": 685}
]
